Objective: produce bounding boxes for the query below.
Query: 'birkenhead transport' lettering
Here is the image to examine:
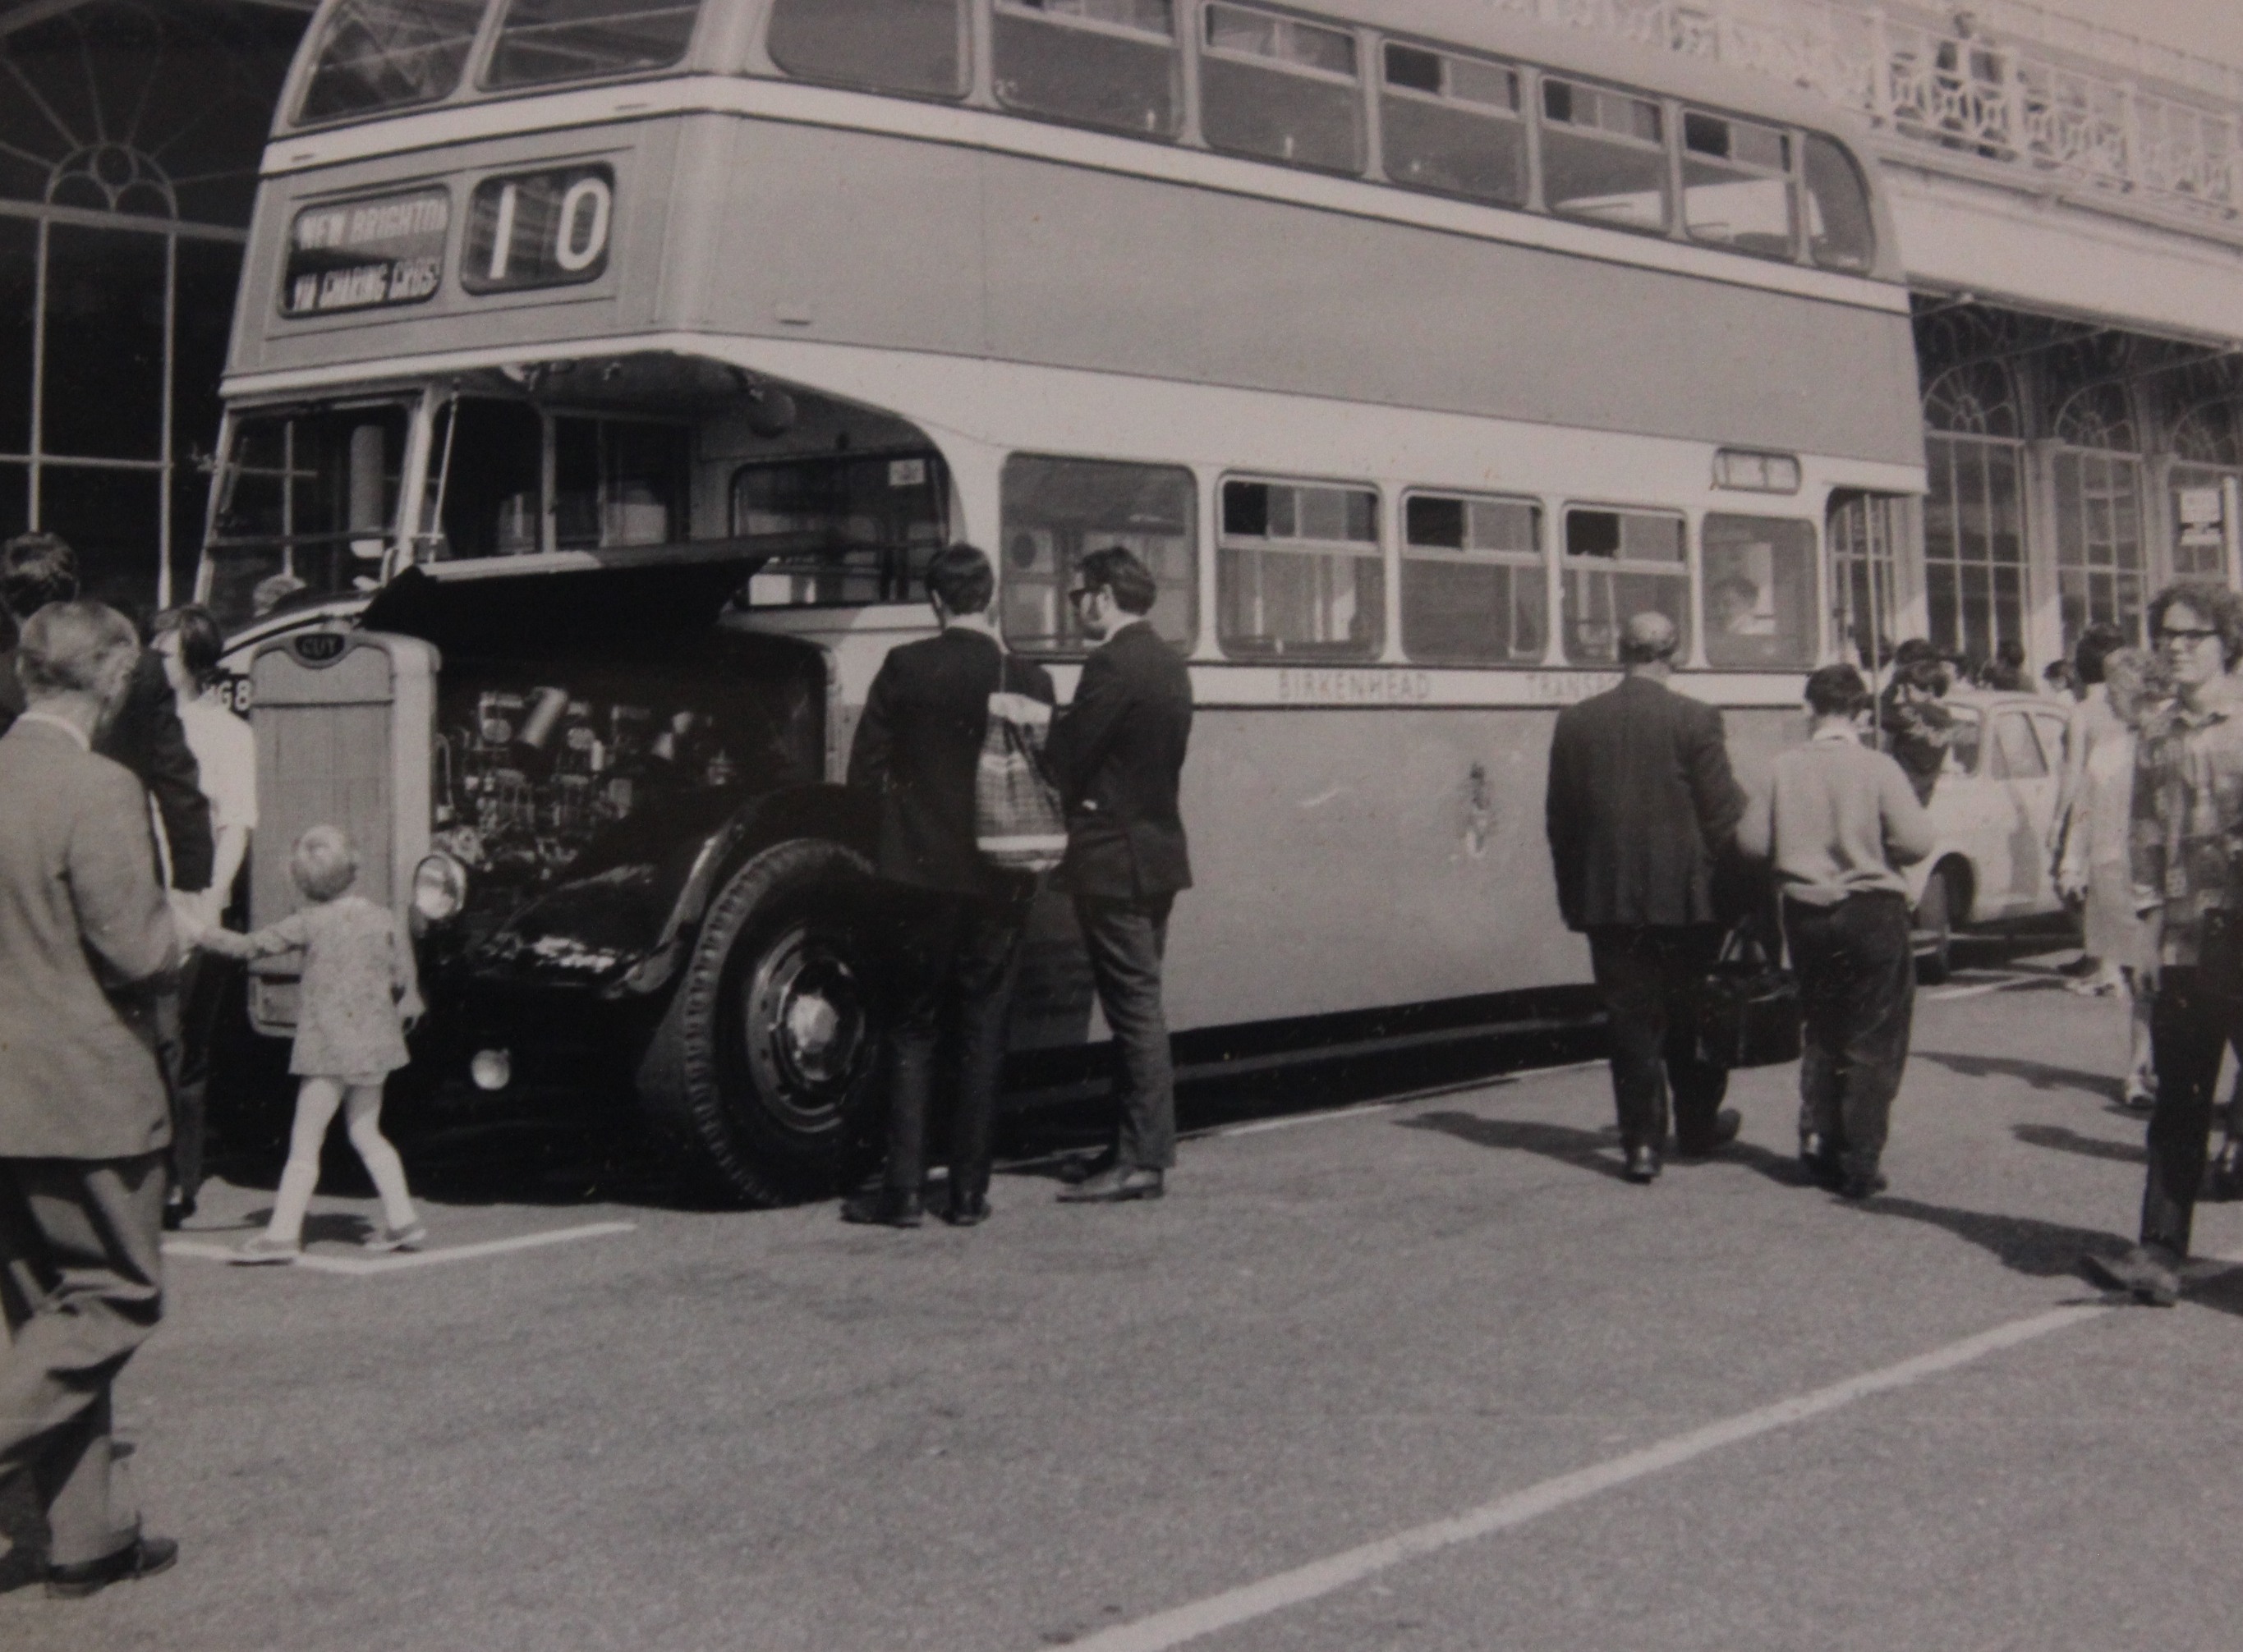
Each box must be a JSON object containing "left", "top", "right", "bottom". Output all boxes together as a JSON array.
[{"left": 1277, "top": 668, "right": 1435, "bottom": 704}]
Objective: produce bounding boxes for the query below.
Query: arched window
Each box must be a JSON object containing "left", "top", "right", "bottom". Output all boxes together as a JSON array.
[
  {"left": 1922, "top": 360, "right": 2021, "bottom": 438},
  {"left": 2172, "top": 398, "right": 2242, "bottom": 469},
  {"left": 0, "top": 1, "right": 300, "bottom": 608},
  {"left": 2052, "top": 382, "right": 2140, "bottom": 452}
]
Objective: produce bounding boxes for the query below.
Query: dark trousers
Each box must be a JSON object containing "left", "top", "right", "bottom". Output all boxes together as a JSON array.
[
  {"left": 163, "top": 952, "right": 232, "bottom": 1210},
  {"left": 1076, "top": 893, "right": 1178, "bottom": 1172},
  {"left": 1785, "top": 891, "right": 1916, "bottom": 1179},
  {"left": 1586, "top": 925, "right": 1730, "bottom": 1154},
  {"left": 880, "top": 888, "right": 1031, "bottom": 1206},
  {"left": 2142, "top": 966, "right": 2243, "bottom": 1256},
  {"left": 0, "top": 1153, "right": 165, "bottom": 1567}
]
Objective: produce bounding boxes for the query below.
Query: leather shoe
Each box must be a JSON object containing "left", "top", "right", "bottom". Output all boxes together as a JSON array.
[
  {"left": 47, "top": 1535, "right": 177, "bottom": 1599},
  {"left": 839, "top": 1187, "right": 923, "bottom": 1228},
  {"left": 1675, "top": 1108, "right": 1743, "bottom": 1159},
  {"left": 1837, "top": 1168, "right": 1889, "bottom": 1200},
  {"left": 942, "top": 1190, "right": 990, "bottom": 1227},
  {"left": 2083, "top": 1243, "right": 2182, "bottom": 1306},
  {"left": 1622, "top": 1145, "right": 1661, "bottom": 1184},
  {"left": 1057, "top": 1150, "right": 1116, "bottom": 1187},
  {"left": 1056, "top": 1165, "right": 1165, "bottom": 1203}
]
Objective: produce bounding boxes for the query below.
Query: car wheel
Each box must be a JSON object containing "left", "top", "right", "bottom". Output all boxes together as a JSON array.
[
  {"left": 638, "top": 838, "right": 882, "bottom": 1205},
  {"left": 1915, "top": 861, "right": 1961, "bottom": 985}
]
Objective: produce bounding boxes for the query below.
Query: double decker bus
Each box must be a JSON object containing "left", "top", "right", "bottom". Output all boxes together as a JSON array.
[{"left": 198, "top": 0, "right": 1924, "bottom": 1202}]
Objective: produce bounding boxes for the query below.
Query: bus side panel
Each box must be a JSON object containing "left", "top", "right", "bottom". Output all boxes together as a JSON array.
[{"left": 1005, "top": 700, "right": 1804, "bottom": 1050}]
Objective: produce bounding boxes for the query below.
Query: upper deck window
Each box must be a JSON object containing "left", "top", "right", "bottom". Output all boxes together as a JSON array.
[
  {"left": 1380, "top": 42, "right": 1527, "bottom": 208},
  {"left": 296, "top": 0, "right": 485, "bottom": 124},
  {"left": 1401, "top": 492, "right": 1544, "bottom": 665},
  {"left": 1200, "top": 3, "right": 1363, "bottom": 176},
  {"left": 995, "top": 0, "right": 1181, "bottom": 140},
  {"left": 1701, "top": 513, "right": 1818, "bottom": 668},
  {"left": 765, "top": 0, "right": 968, "bottom": 99},
  {"left": 1560, "top": 506, "right": 1687, "bottom": 665},
  {"left": 1681, "top": 110, "right": 1795, "bottom": 259},
  {"left": 1803, "top": 134, "right": 1876, "bottom": 273},
  {"left": 1539, "top": 77, "right": 1667, "bottom": 232},
  {"left": 1000, "top": 454, "right": 1196, "bottom": 652},
  {"left": 733, "top": 451, "right": 950, "bottom": 606},
  {"left": 485, "top": 0, "right": 701, "bottom": 89},
  {"left": 1218, "top": 476, "right": 1382, "bottom": 659}
]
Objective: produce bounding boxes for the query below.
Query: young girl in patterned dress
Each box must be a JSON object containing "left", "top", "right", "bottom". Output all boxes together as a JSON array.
[{"left": 198, "top": 824, "right": 428, "bottom": 1262}]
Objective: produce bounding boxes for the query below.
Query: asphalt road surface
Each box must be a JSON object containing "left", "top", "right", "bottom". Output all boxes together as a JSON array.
[{"left": 11, "top": 943, "right": 2243, "bottom": 1652}]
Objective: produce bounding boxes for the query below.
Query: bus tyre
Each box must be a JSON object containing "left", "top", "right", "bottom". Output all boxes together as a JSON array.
[
  {"left": 1915, "top": 861, "right": 1963, "bottom": 985},
  {"left": 638, "top": 838, "right": 883, "bottom": 1206}
]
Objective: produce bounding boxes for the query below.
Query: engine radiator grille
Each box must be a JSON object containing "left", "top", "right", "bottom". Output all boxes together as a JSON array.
[{"left": 246, "top": 631, "right": 434, "bottom": 1034}]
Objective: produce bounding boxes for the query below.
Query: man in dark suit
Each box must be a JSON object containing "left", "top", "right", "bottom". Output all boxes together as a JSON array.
[
  {"left": 1047, "top": 547, "right": 1193, "bottom": 1204},
  {"left": 1546, "top": 611, "right": 1746, "bottom": 1183},
  {"left": 843, "top": 545, "right": 1054, "bottom": 1228},
  {"left": 0, "top": 601, "right": 181, "bottom": 1597},
  {"left": 0, "top": 534, "right": 214, "bottom": 898}
]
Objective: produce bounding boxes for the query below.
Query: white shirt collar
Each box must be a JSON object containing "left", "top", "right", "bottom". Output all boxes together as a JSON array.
[
  {"left": 1811, "top": 723, "right": 1863, "bottom": 745},
  {"left": 14, "top": 709, "right": 90, "bottom": 751}
]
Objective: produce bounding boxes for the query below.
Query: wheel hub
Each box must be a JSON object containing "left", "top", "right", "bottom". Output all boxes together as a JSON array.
[{"left": 740, "top": 922, "right": 869, "bottom": 1122}]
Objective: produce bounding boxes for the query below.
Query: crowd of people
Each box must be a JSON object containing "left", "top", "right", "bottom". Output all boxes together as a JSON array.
[{"left": 11, "top": 507, "right": 2243, "bottom": 1599}]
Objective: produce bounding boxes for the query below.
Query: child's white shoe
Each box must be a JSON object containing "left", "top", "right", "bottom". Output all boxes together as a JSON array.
[
  {"left": 363, "top": 1221, "right": 427, "bottom": 1253},
  {"left": 231, "top": 1235, "right": 301, "bottom": 1266}
]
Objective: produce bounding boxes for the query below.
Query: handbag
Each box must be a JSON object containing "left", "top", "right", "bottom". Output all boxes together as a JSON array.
[
  {"left": 1695, "top": 918, "right": 1802, "bottom": 1070},
  {"left": 973, "top": 653, "right": 1069, "bottom": 875}
]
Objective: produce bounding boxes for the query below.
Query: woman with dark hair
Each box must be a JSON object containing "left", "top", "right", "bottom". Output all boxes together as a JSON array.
[
  {"left": 2086, "top": 583, "right": 2243, "bottom": 1306},
  {"left": 149, "top": 605, "right": 255, "bottom": 1227},
  {"left": 2050, "top": 620, "right": 2138, "bottom": 988}
]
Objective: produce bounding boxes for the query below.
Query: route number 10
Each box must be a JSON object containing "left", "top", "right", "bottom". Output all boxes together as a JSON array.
[{"left": 462, "top": 165, "right": 615, "bottom": 293}]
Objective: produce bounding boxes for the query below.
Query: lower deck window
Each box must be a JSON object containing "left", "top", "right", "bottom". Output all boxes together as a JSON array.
[
  {"left": 733, "top": 450, "right": 949, "bottom": 606},
  {"left": 1701, "top": 513, "right": 1818, "bottom": 668},
  {"left": 426, "top": 398, "right": 692, "bottom": 560},
  {"left": 1560, "top": 506, "right": 1686, "bottom": 664},
  {"left": 1400, "top": 492, "right": 1544, "bottom": 664},
  {"left": 1000, "top": 454, "right": 1196, "bottom": 652},
  {"left": 1218, "top": 476, "right": 1381, "bottom": 659}
]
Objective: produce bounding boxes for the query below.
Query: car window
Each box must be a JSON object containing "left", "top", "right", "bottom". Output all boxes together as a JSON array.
[
  {"left": 1944, "top": 710, "right": 1982, "bottom": 776},
  {"left": 1989, "top": 712, "right": 2048, "bottom": 780},
  {"left": 2031, "top": 713, "right": 2071, "bottom": 769}
]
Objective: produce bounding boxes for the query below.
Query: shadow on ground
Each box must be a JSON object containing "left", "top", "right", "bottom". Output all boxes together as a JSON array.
[
  {"left": 1914, "top": 1049, "right": 2125, "bottom": 1102},
  {"left": 2013, "top": 1121, "right": 2146, "bottom": 1167}
]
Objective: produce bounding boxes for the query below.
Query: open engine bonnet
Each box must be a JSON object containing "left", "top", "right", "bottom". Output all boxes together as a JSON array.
[{"left": 364, "top": 548, "right": 825, "bottom": 927}]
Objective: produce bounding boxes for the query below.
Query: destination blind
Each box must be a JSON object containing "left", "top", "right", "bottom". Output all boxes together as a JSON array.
[{"left": 283, "top": 188, "right": 450, "bottom": 316}]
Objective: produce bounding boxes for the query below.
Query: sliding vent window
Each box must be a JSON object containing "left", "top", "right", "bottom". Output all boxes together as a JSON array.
[
  {"left": 734, "top": 452, "right": 950, "bottom": 606},
  {"left": 1401, "top": 493, "right": 1544, "bottom": 664},
  {"left": 1682, "top": 110, "right": 1795, "bottom": 258},
  {"left": 1540, "top": 78, "right": 1668, "bottom": 232},
  {"left": 765, "top": 0, "right": 968, "bottom": 98},
  {"left": 486, "top": 0, "right": 701, "bottom": 88},
  {"left": 1380, "top": 43, "right": 1527, "bottom": 207},
  {"left": 1703, "top": 514, "right": 1818, "bottom": 668},
  {"left": 995, "top": 0, "right": 1181, "bottom": 139},
  {"left": 1803, "top": 135, "right": 1876, "bottom": 272},
  {"left": 296, "top": 0, "right": 484, "bottom": 122},
  {"left": 1560, "top": 507, "right": 1688, "bottom": 664},
  {"left": 1201, "top": 3, "right": 1364, "bottom": 175},
  {"left": 1219, "top": 478, "right": 1381, "bottom": 659},
  {"left": 1000, "top": 456, "right": 1197, "bottom": 653}
]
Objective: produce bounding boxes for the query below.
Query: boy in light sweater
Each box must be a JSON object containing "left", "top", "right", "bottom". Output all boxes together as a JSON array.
[{"left": 1739, "top": 663, "right": 1936, "bottom": 1198}]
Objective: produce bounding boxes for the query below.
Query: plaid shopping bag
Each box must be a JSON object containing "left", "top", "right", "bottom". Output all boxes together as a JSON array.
[{"left": 975, "top": 656, "right": 1068, "bottom": 874}]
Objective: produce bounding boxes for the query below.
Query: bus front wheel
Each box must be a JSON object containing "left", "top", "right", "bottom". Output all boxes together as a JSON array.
[{"left": 638, "top": 838, "right": 883, "bottom": 1206}]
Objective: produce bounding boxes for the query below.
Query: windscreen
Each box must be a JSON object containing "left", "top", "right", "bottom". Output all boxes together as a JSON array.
[
  {"left": 297, "top": 0, "right": 487, "bottom": 122},
  {"left": 200, "top": 403, "right": 413, "bottom": 629}
]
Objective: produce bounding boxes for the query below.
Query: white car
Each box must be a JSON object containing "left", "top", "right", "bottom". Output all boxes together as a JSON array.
[{"left": 1905, "top": 689, "right": 2078, "bottom": 982}]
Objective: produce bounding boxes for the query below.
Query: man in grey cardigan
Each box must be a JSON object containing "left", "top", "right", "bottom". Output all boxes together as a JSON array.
[
  {"left": 1738, "top": 663, "right": 1935, "bottom": 1199},
  {"left": 0, "top": 602, "right": 181, "bottom": 1597}
]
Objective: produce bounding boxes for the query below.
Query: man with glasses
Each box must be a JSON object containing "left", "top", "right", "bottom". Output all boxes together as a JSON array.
[
  {"left": 2086, "top": 582, "right": 2243, "bottom": 1306},
  {"left": 1049, "top": 548, "right": 1193, "bottom": 1204}
]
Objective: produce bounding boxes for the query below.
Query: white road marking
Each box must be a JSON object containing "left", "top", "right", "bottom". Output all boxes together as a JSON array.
[
  {"left": 1220, "top": 1102, "right": 1400, "bottom": 1137},
  {"left": 164, "top": 1220, "right": 636, "bottom": 1276},
  {"left": 1055, "top": 1301, "right": 2117, "bottom": 1652},
  {"left": 1923, "top": 973, "right": 2041, "bottom": 1002}
]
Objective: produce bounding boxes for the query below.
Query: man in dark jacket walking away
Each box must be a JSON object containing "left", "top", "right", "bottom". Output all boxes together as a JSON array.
[
  {"left": 843, "top": 545, "right": 1054, "bottom": 1228},
  {"left": 1546, "top": 612, "right": 1747, "bottom": 1183},
  {"left": 1048, "top": 547, "right": 1193, "bottom": 1204}
]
